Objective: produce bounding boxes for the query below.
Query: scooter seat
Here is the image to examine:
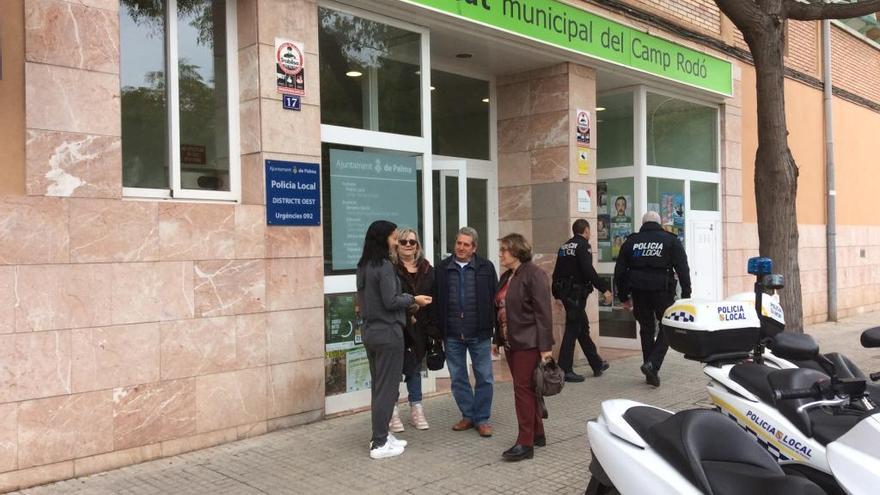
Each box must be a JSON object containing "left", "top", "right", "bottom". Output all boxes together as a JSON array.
[
  {"left": 623, "top": 406, "right": 673, "bottom": 441},
  {"left": 730, "top": 362, "right": 776, "bottom": 403},
  {"left": 643, "top": 409, "right": 823, "bottom": 495}
]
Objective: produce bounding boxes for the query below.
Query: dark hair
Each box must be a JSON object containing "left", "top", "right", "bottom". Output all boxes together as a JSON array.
[
  {"left": 572, "top": 219, "right": 590, "bottom": 236},
  {"left": 615, "top": 196, "right": 627, "bottom": 205},
  {"left": 499, "top": 233, "right": 533, "bottom": 263},
  {"left": 358, "top": 220, "right": 397, "bottom": 267}
]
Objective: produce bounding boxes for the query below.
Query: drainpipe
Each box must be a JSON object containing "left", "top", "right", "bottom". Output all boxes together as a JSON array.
[{"left": 822, "top": 19, "right": 838, "bottom": 322}]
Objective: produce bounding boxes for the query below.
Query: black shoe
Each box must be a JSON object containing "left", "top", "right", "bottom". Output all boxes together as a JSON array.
[
  {"left": 594, "top": 361, "right": 610, "bottom": 377},
  {"left": 502, "top": 444, "right": 534, "bottom": 461},
  {"left": 640, "top": 362, "right": 660, "bottom": 387},
  {"left": 534, "top": 435, "right": 546, "bottom": 447},
  {"left": 564, "top": 372, "right": 586, "bottom": 383}
]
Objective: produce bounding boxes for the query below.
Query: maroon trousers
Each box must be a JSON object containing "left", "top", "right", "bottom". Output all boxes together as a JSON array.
[{"left": 506, "top": 348, "right": 544, "bottom": 446}]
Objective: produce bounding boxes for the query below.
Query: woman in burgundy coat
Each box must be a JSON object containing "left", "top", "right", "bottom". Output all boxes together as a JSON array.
[{"left": 493, "top": 233, "right": 554, "bottom": 462}]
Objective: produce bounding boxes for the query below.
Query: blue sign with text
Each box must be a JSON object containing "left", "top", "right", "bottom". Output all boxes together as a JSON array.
[
  {"left": 265, "top": 160, "right": 320, "bottom": 226},
  {"left": 282, "top": 94, "right": 301, "bottom": 111}
]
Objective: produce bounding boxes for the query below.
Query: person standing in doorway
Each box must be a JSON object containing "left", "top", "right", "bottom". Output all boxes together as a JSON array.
[
  {"left": 552, "top": 219, "right": 613, "bottom": 382},
  {"left": 356, "top": 220, "right": 432, "bottom": 459},
  {"left": 494, "top": 233, "right": 554, "bottom": 462},
  {"left": 434, "top": 227, "right": 498, "bottom": 437},
  {"left": 613, "top": 211, "right": 691, "bottom": 387},
  {"left": 391, "top": 227, "right": 439, "bottom": 432}
]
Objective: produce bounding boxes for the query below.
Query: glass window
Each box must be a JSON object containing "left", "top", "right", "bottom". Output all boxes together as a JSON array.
[
  {"left": 318, "top": 7, "right": 421, "bottom": 136},
  {"left": 121, "top": 0, "right": 234, "bottom": 193},
  {"left": 120, "top": 0, "right": 169, "bottom": 189},
  {"left": 597, "top": 178, "right": 635, "bottom": 263},
  {"left": 598, "top": 272, "right": 637, "bottom": 339},
  {"left": 597, "top": 92, "right": 634, "bottom": 169},
  {"left": 321, "top": 144, "right": 422, "bottom": 275},
  {"left": 691, "top": 181, "right": 719, "bottom": 211},
  {"left": 647, "top": 177, "right": 686, "bottom": 243},
  {"left": 431, "top": 71, "right": 490, "bottom": 159},
  {"left": 646, "top": 93, "right": 718, "bottom": 172}
]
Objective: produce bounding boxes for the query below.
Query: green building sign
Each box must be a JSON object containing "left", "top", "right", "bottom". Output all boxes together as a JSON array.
[{"left": 402, "top": 0, "right": 733, "bottom": 95}]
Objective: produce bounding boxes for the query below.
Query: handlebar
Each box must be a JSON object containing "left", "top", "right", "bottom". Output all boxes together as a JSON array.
[{"left": 773, "top": 387, "right": 818, "bottom": 401}]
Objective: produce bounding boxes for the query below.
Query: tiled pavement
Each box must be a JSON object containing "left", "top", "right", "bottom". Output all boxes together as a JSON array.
[{"left": 16, "top": 312, "right": 880, "bottom": 495}]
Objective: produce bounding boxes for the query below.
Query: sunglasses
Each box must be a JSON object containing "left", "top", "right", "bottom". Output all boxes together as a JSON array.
[{"left": 399, "top": 239, "right": 418, "bottom": 246}]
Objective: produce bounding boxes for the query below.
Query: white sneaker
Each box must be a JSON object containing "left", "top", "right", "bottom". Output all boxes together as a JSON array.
[
  {"left": 410, "top": 403, "right": 429, "bottom": 430},
  {"left": 389, "top": 405, "right": 405, "bottom": 433},
  {"left": 370, "top": 439, "right": 405, "bottom": 459},
  {"left": 387, "top": 433, "right": 407, "bottom": 448}
]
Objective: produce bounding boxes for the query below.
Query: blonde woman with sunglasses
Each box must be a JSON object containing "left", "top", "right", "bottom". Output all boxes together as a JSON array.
[{"left": 389, "top": 227, "right": 440, "bottom": 432}]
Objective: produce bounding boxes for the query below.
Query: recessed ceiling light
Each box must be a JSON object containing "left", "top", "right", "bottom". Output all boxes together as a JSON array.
[
  {"left": 346, "top": 71, "right": 363, "bottom": 77},
  {"left": 595, "top": 107, "right": 606, "bottom": 111},
  {"left": 415, "top": 70, "right": 421, "bottom": 75},
  {"left": 455, "top": 53, "right": 473, "bottom": 59},
  {"left": 430, "top": 86, "right": 436, "bottom": 91},
  {"left": 482, "top": 98, "right": 489, "bottom": 103}
]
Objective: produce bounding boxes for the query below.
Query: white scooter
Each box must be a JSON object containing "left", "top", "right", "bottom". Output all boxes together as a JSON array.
[
  {"left": 586, "top": 399, "right": 826, "bottom": 494},
  {"left": 661, "top": 257, "right": 880, "bottom": 495}
]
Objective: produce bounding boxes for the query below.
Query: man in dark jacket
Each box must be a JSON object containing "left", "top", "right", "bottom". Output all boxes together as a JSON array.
[
  {"left": 614, "top": 211, "right": 691, "bottom": 387},
  {"left": 552, "top": 219, "right": 613, "bottom": 382},
  {"left": 434, "top": 227, "right": 498, "bottom": 437}
]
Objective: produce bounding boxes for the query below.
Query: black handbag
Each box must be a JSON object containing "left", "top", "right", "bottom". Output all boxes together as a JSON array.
[
  {"left": 534, "top": 357, "right": 565, "bottom": 397},
  {"left": 425, "top": 336, "right": 446, "bottom": 371}
]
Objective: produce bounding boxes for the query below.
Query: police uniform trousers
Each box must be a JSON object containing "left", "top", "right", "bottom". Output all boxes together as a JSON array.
[
  {"left": 558, "top": 293, "right": 603, "bottom": 373},
  {"left": 631, "top": 289, "right": 675, "bottom": 371}
]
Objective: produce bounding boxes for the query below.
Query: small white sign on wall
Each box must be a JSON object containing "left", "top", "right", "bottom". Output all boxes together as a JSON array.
[{"left": 577, "top": 189, "right": 592, "bottom": 213}]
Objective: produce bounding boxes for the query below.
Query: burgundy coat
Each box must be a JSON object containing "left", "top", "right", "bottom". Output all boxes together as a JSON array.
[{"left": 494, "top": 261, "right": 554, "bottom": 352}]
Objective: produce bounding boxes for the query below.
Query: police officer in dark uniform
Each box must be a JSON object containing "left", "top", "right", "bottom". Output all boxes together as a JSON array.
[
  {"left": 552, "top": 219, "right": 613, "bottom": 382},
  {"left": 614, "top": 211, "right": 691, "bottom": 387}
]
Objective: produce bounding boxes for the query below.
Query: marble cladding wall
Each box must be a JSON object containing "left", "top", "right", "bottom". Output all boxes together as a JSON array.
[
  {"left": 1, "top": 0, "right": 326, "bottom": 491},
  {"left": 497, "top": 63, "right": 600, "bottom": 355}
]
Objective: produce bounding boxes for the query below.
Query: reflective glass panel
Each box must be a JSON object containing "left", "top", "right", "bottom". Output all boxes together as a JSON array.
[
  {"left": 646, "top": 93, "right": 718, "bottom": 172},
  {"left": 597, "top": 92, "right": 634, "bottom": 169},
  {"left": 177, "top": 0, "right": 230, "bottom": 191},
  {"left": 431, "top": 71, "right": 490, "bottom": 160},
  {"left": 120, "top": 0, "right": 169, "bottom": 189},
  {"left": 597, "top": 178, "right": 635, "bottom": 263},
  {"left": 691, "top": 181, "right": 719, "bottom": 211},
  {"left": 319, "top": 8, "right": 421, "bottom": 136}
]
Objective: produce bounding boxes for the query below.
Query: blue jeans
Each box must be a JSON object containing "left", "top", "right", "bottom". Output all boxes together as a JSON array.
[
  {"left": 404, "top": 355, "right": 423, "bottom": 404},
  {"left": 445, "top": 336, "right": 494, "bottom": 425}
]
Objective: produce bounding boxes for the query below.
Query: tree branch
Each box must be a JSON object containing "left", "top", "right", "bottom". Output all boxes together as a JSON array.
[
  {"left": 786, "top": 0, "right": 880, "bottom": 21},
  {"left": 716, "top": 0, "right": 766, "bottom": 29}
]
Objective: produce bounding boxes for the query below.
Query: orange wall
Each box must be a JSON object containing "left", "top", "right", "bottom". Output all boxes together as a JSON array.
[
  {"left": 740, "top": 64, "right": 880, "bottom": 226},
  {"left": 0, "top": 0, "right": 25, "bottom": 195}
]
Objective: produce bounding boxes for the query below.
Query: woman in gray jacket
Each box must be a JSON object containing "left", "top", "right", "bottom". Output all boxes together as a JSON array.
[{"left": 357, "top": 220, "right": 432, "bottom": 459}]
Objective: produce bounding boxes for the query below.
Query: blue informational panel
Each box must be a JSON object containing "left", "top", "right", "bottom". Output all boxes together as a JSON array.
[
  {"left": 329, "top": 149, "right": 418, "bottom": 270},
  {"left": 265, "top": 160, "right": 320, "bottom": 226}
]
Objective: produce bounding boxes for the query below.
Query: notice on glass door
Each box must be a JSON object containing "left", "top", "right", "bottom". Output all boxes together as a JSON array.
[{"left": 330, "top": 149, "right": 418, "bottom": 270}]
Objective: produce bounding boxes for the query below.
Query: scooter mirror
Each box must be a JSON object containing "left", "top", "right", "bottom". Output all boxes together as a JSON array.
[
  {"left": 762, "top": 274, "right": 785, "bottom": 290},
  {"left": 748, "top": 257, "right": 773, "bottom": 276}
]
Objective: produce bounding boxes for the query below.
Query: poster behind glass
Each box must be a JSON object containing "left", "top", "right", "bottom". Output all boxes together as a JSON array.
[{"left": 325, "top": 293, "right": 372, "bottom": 396}]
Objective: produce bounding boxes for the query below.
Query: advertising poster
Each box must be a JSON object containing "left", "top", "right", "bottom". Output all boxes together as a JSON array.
[
  {"left": 275, "top": 38, "right": 305, "bottom": 96},
  {"left": 660, "top": 193, "right": 685, "bottom": 243},
  {"left": 597, "top": 182, "right": 608, "bottom": 215},
  {"left": 329, "top": 149, "right": 418, "bottom": 270},
  {"left": 610, "top": 194, "right": 632, "bottom": 224},
  {"left": 346, "top": 348, "right": 371, "bottom": 393},
  {"left": 597, "top": 214, "right": 610, "bottom": 242},
  {"left": 325, "top": 350, "right": 347, "bottom": 396},
  {"left": 324, "top": 294, "right": 358, "bottom": 351},
  {"left": 610, "top": 224, "right": 631, "bottom": 259}
]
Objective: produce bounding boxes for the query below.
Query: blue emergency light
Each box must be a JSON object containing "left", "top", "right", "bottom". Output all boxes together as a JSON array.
[{"left": 747, "top": 257, "right": 773, "bottom": 276}]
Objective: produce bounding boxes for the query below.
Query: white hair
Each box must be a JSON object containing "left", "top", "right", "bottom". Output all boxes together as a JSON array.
[{"left": 642, "top": 211, "right": 661, "bottom": 224}]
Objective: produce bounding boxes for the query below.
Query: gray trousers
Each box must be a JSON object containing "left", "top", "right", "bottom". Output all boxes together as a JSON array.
[{"left": 365, "top": 337, "right": 404, "bottom": 446}]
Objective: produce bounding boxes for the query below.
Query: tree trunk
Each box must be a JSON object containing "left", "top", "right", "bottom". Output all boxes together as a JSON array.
[{"left": 745, "top": 25, "right": 804, "bottom": 332}]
